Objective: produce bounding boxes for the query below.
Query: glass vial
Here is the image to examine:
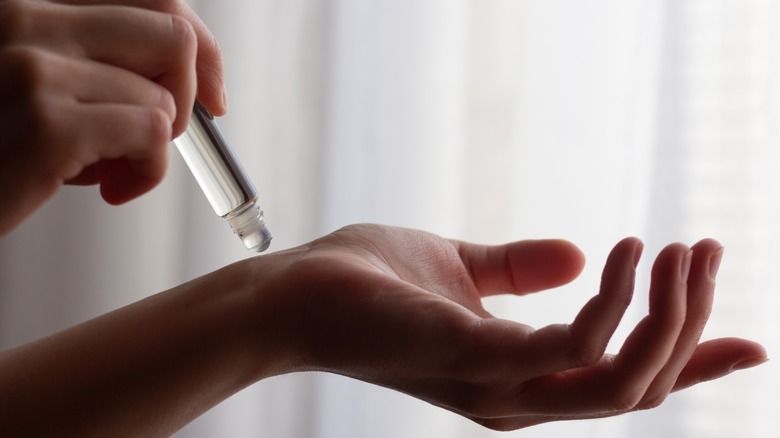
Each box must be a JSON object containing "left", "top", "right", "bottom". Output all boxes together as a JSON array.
[{"left": 173, "top": 101, "right": 272, "bottom": 252}]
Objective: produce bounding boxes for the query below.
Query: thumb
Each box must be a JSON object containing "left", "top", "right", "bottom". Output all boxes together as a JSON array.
[{"left": 453, "top": 239, "right": 586, "bottom": 297}]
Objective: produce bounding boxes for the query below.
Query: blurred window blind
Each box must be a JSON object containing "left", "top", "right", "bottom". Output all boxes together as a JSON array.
[{"left": 672, "top": 1, "right": 779, "bottom": 436}]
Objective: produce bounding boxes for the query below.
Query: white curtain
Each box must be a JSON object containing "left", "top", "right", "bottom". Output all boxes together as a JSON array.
[{"left": 1, "top": 0, "right": 777, "bottom": 437}]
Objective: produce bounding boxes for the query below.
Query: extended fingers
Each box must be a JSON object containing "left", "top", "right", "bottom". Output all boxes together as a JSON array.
[
  {"left": 636, "top": 239, "right": 722, "bottom": 407},
  {"left": 449, "top": 237, "right": 640, "bottom": 405},
  {"left": 469, "top": 336, "right": 768, "bottom": 432},
  {"left": 518, "top": 237, "right": 642, "bottom": 376},
  {"left": 507, "top": 242, "right": 693, "bottom": 416},
  {"left": 507, "top": 241, "right": 767, "bottom": 420},
  {"left": 381, "top": 237, "right": 766, "bottom": 430},
  {"left": 609, "top": 243, "right": 692, "bottom": 397}
]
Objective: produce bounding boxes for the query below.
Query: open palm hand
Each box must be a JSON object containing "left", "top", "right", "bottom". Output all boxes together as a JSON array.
[{"left": 258, "top": 224, "right": 766, "bottom": 430}]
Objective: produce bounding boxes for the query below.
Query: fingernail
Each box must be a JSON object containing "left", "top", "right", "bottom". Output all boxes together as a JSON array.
[
  {"left": 731, "top": 357, "right": 769, "bottom": 371},
  {"left": 680, "top": 249, "right": 693, "bottom": 282},
  {"left": 709, "top": 247, "right": 724, "bottom": 280},
  {"left": 633, "top": 241, "right": 644, "bottom": 268},
  {"left": 221, "top": 84, "right": 229, "bottom": 112}
]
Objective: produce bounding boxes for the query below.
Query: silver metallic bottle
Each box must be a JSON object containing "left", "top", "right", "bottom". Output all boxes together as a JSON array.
[{"left": 173, "top": 101, "right": 272, "bottom": 252}]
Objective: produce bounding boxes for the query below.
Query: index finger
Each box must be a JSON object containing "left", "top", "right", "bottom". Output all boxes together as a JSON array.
[{"left": 49, "top": 0, "right": 227, "bottom": 116}]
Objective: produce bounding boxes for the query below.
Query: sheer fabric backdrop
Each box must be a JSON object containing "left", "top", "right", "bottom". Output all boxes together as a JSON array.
[{"left": 0, "top": 1, "right": 777, "bottom": 437}]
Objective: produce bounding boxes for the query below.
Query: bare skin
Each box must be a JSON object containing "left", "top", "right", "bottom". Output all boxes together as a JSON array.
[
  {"left": 0, "top": 224, "right": 767, "bottom": 435},
  {"left": 0, "top": 1, "right": 768, "bottom": 436},
  {"left": 0, "top": 0, "right": 224, "bottom": 235}
]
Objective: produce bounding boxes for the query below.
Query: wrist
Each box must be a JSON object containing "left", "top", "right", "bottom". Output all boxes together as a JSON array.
[
  {"left": 0, "top": 252, "right": 300, "bottom": 436},
  {"left": 235, "top": 249, "right": 312, "bottom": 381}
]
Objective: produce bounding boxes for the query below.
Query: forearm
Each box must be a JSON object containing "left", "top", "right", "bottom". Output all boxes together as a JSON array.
[{"left": 0, "top": 258, "right": 268, "bottom": 437}]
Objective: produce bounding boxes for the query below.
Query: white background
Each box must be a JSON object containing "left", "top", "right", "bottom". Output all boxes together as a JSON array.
[{"left": 1, "top": 1, "right": 777, "bottom": 437}]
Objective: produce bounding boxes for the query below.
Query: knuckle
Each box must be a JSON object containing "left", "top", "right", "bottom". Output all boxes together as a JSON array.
[
  {"left": 607, "top": 386, "right": 644, "bottom": 412},
  {"left": 0, "top": 48, "right": 104, "bottom": 183},
  {"left": 0, "top": 46, "right": 46, "bottom": 100},
  {"left": 0, "top": 47, "right": 57, "bottom": 114},
  {"left": 166, "top": 14, "right": 197, "bottom": 55},
  {"left": 560, "top": 323, "right": 606, "bottom": 368},
  {"left": 570, "top": 339, "right": 604, "bottom": 368},
  {"left": 660, "top": 312, "right": 687, "bottom": 335},
  {"left": 156, "top": 88, "right": 177, "bottom": 124},
  {"left": 147, "top": 107, "right": 173, "bottom": 144}
]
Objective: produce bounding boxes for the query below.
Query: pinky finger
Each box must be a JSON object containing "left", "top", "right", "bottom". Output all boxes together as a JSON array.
[{"left": 672, "top": 338, "right": 768, "bottom": 392}]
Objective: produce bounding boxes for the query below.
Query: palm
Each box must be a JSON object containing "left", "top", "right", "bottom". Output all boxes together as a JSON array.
[{"left": 324, "top": 225, "right": 492, "bottom": 313}]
